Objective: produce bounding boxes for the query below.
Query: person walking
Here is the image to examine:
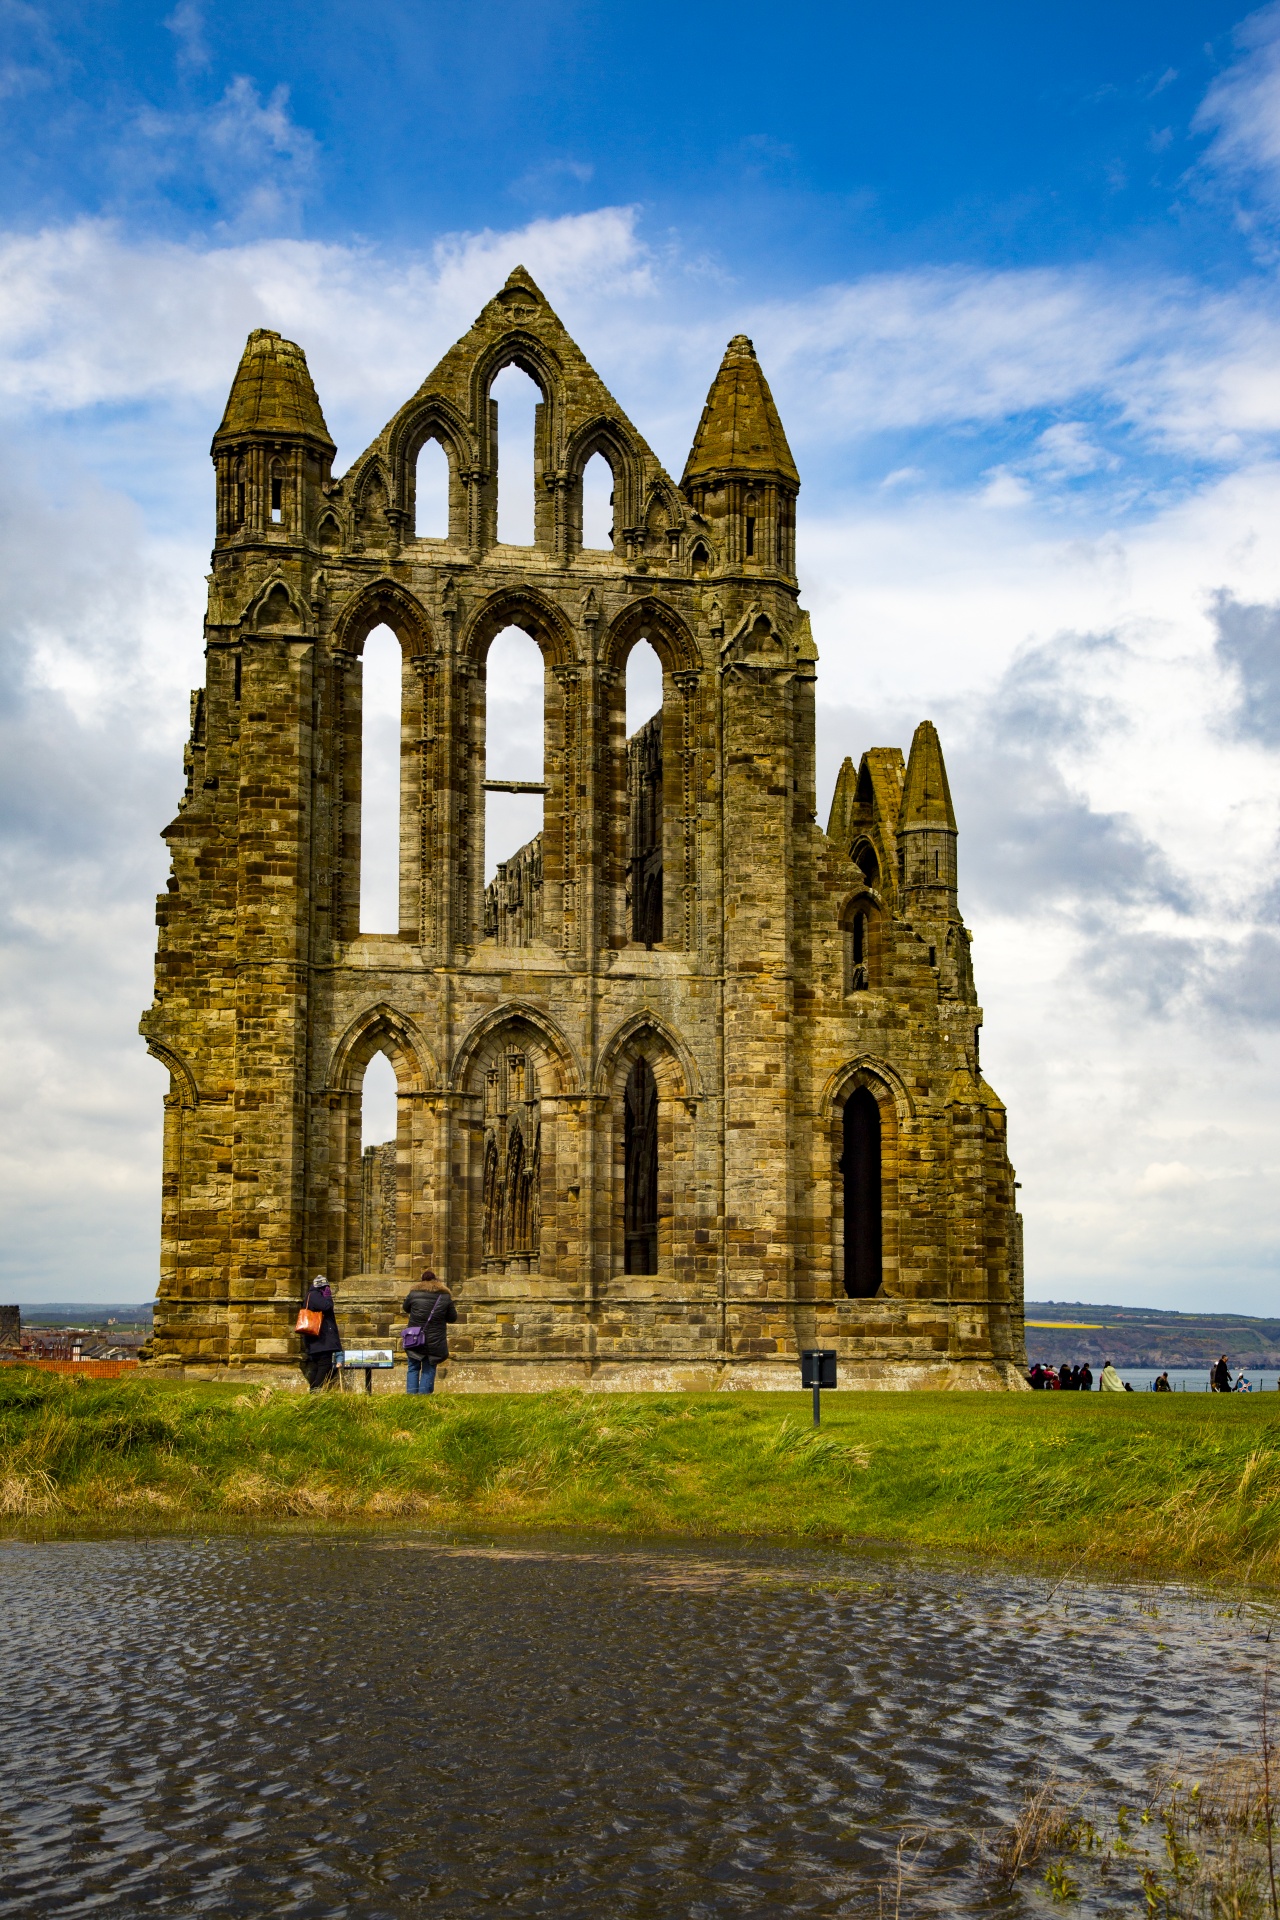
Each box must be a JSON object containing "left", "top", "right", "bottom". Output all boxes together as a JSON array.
[
  {"left": 1099, "top": 1360, "right": 1125, "bottom": 1392},
  {"left": 401, "top": 1269, "right": 457, "bottom": 1395},
  {"left": 300, "top": 1275, "right": 341, "bottom": 1392},
  {"left": 1212, "top": 1355, "right": 1231, "bottom": 1393}
]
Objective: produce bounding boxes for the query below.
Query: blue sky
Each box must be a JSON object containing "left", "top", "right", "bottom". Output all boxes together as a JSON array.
[
  {"left": 0, "top": 1, "right": 1256, "bottom": 274},
  {"left": 3, "top": 0, "right": 1280, "bottom": 1311}
]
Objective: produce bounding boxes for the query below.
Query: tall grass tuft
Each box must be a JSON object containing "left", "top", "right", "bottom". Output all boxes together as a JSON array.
[{"left": 4, "top": 1367, "right": 1280, "bottom": 1584}]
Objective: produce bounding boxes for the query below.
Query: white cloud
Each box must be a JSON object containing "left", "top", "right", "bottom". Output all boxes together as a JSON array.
[
  {"left": 2, "top": 206, "right": 1280, "bottom": 1313},
  {"left": 1028, "top": 421, "right": 1118, "bottom": 479},
  {"left": 132, "top": 77, "right": 319, "bottom": 236},
  {"left": 1196, "top": 2, "right": 1280, "bottom": 193},
  {"left": 164, "top": 0, "right": 210, "bottom": 74}
]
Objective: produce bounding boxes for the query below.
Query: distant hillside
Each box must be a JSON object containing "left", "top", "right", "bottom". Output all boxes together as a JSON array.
[
  {"left": 13, "top": 1303, "right": 154, "bottom": 1329},
  {"left": 1025, "top": 1301, "right": 1280, "bottom": 1369}
]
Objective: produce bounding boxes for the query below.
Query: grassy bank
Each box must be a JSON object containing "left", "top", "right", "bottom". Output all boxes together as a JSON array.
[{"left": 3, "top": 1368, "right": 1280, "bottom": 1585}]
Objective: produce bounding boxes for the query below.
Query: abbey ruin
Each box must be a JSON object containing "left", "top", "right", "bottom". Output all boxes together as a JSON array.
[{"left": 140, "top": 268, "right": 1026, "bottom": 1388}]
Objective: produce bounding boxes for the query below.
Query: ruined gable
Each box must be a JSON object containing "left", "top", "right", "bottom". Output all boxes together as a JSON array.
[{"left": 140, "top": 271, "right": 1024, "bottom": 1390}]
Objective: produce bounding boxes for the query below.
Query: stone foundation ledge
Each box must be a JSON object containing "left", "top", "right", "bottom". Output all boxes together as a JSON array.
[{"left": 141, "top": 1355, "right": 1029, "bottom": 1392}]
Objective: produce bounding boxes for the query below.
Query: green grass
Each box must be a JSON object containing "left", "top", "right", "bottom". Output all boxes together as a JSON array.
[{"left": 3, "top": 1368, "right": 1280, "bottom": 1586}]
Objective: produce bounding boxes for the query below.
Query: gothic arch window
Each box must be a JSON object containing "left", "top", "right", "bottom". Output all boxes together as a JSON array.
[
  {"left": 491, "top": 363, "right": 541, "bottom": 545},
  {"left": 481, "top": 1047, "right": 541, "bottom": 1269},
  {"left": 581, "top": 451, "right": 614, "bottom": 550},
  {"left": 624, "top": 1056, "right": 659, "bottom": 1274},
  {"left": 841, "top": 895, "right": 882, "bottom": 993},
  {"left": 359, "top": 1049, "right": 399, "bottom": 1274},
  {"left": 690, "top": 540, "right": 710, "bottom": 577},
  {"left": 318, "top": 511, "right": 340, "bottom": 550},
  {"left": 269, "top": 459, "right": 285, "bottom": 524},
  {"left": 415, "top": 436, "right": 450, "bottom": 539},
  {"left": 360, "top": 624, "right": 402, "bottom": 934},
  {"left": 851, "top": 838, "right": 880, "bottom": 890},
  {"left": 841, "top": 1087, "right": 882, "bottom": 1298},
  {"left": 483, "top": 626, "right": 545, "bottom": 947},
  {"left": 625, "top": 639, "right": 664, "bottom": 947},
  {"left": 234, "top": 459, "right": 246, "bottom": 529}
]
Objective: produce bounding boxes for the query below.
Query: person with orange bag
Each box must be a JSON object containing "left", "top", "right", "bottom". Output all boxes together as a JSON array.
[{"left": 297, "top": 1275, "right": 342, "bottom": 1392}]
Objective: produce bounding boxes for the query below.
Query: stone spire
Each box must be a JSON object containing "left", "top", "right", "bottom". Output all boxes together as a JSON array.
[
  {"left": 681, "top": 335, "right": 799, "bottom": 488},
  {"left": 899, "top": 721, "right": 956, "bottom": 833},
  {"left": 213, "top": 329, "right": 335, "bottom": 452},
  {"left": 897, "top": 721, "right": 958, "bottom": 919}
]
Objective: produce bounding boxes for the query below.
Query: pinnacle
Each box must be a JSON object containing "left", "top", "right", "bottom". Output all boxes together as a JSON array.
[
  {"left": 682, "top": 334, "right": 799, "bottom": 488},
  {"left": 899, "top": 721, "right": 957, "bottom": 833},
  {"left": 214, "top": 328, "right": 334, "bottom": 451}
]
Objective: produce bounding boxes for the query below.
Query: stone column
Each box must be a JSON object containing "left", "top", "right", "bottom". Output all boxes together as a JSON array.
[
  {"left": 718, "top": 632, "right": 797, "bottom": 1369},
  {"left": 227, "top": 630, "right": 315, "bottom": 1367}
]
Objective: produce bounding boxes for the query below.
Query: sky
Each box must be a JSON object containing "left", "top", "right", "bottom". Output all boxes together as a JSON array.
[{"left": 2, "top": 1, "right": 1279, "bottom": 1312}]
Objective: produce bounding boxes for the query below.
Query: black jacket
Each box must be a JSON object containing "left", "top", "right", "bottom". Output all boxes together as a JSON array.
[
  {"left": 303, "top": 1284, "right": 342, "bottom": 1355},
  {"left": 403, "top": 1288, "right": 457, "bottom": 1362}
]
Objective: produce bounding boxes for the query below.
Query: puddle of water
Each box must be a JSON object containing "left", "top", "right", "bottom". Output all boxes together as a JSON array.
[{"left": 0, "top": 1532, "right": 1269, "bottom": 1916}]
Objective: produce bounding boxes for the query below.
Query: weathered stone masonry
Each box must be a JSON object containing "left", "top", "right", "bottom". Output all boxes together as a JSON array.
[{"left": 140, "top": 267, "right": 1026, "bottom": 1389}]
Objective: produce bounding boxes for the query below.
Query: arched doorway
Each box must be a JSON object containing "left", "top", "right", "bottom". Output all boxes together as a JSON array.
[{"left": 841, "top": 1087, "right": 882, "bottom": 1298}]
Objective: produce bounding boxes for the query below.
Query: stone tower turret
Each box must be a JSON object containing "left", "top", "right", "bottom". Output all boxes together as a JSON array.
[
  {"left": 681, "top": 335, "right": 799, "bottom": 580},
  {"left": 212, "top": 328, "right": 335, "bottom": 550}
]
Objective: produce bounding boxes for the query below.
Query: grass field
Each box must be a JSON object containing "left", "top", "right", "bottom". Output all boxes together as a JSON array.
[{"left": 3, "top": 1367, "right": 1279, "bottom": 1586}]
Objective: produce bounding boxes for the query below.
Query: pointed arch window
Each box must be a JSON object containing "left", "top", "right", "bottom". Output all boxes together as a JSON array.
[
  {"left": 841, "top": 1088, "right": 882, "bottom": 1298},
  {"left": 415, "top": 436, "right": 449, "bottom": 539},
  {"left": 581, "top": 452, "right": 614, "bottom": 550},
  {"left": 359, "top": 1050, "right": 399, "bottom": 1275},
  {"left": 624, "top": 1056, "right": 659, "bottom": 1274},
  {"left": 482, "top": 1048, "right": 541, "bottom": 1267},
  {"left": 842, "top": 894, "right": 881, "bottom": 993},
  {"left": 483, "top": 626, "right": 545, "bottom": 947},
  {"left": 492, "top": 363, "right": 540, "bottom": 546},
  {"left": 626, "top": 639, "right": 664, "bottom": 947},
  {"left": 360, "top": 625, "right": 402, "bottom": 934}
]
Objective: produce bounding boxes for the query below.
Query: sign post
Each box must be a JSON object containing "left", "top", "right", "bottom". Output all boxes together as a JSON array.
[
  {"left": 799, "top": 1349, "right": 837, "bottom": 1426},
  {"left": 337, "top": 1349, "right": 395, "bottom": 1395}
]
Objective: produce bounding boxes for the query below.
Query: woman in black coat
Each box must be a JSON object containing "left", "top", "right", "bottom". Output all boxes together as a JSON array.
[
  {"left": 401, "top": 1269, "right": 457, "bottom": 1394},
  {"left": 301, "top": 1275, "right": 342, "bottom": 1392}
]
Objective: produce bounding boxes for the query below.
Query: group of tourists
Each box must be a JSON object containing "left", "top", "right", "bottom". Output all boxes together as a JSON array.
[
  {"left": 1027, "top": 1354, "right": 1259, "bottom": 1393},
  {"left": 297, "top": 1269, "right": 457, "bottom": 1394},
  {"left": 1030, "top": 1361, "right": 1099, "bottom": 1390},
  {"left": 1027, "top": 1360, "right": 1133, "bottom": 1391}
]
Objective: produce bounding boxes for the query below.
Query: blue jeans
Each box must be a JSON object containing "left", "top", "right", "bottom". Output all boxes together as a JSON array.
[{"left": 406, "top": 1353, "right": 438, "bottom": 1394}]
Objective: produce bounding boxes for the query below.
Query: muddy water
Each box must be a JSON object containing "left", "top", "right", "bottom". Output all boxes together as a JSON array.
[{"left": 0, "top": 1533, "right": 1267, "bottom": 1916}]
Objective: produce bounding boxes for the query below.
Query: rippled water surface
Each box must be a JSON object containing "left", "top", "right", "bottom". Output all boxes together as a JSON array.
[{"left": 0, "top": 1533, "right": 1268, "bottom": 1916}]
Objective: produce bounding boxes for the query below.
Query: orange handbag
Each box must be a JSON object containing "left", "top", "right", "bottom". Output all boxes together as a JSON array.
[{"left": 295, "top": 1307, "right": 323, "bottom": 1335}]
